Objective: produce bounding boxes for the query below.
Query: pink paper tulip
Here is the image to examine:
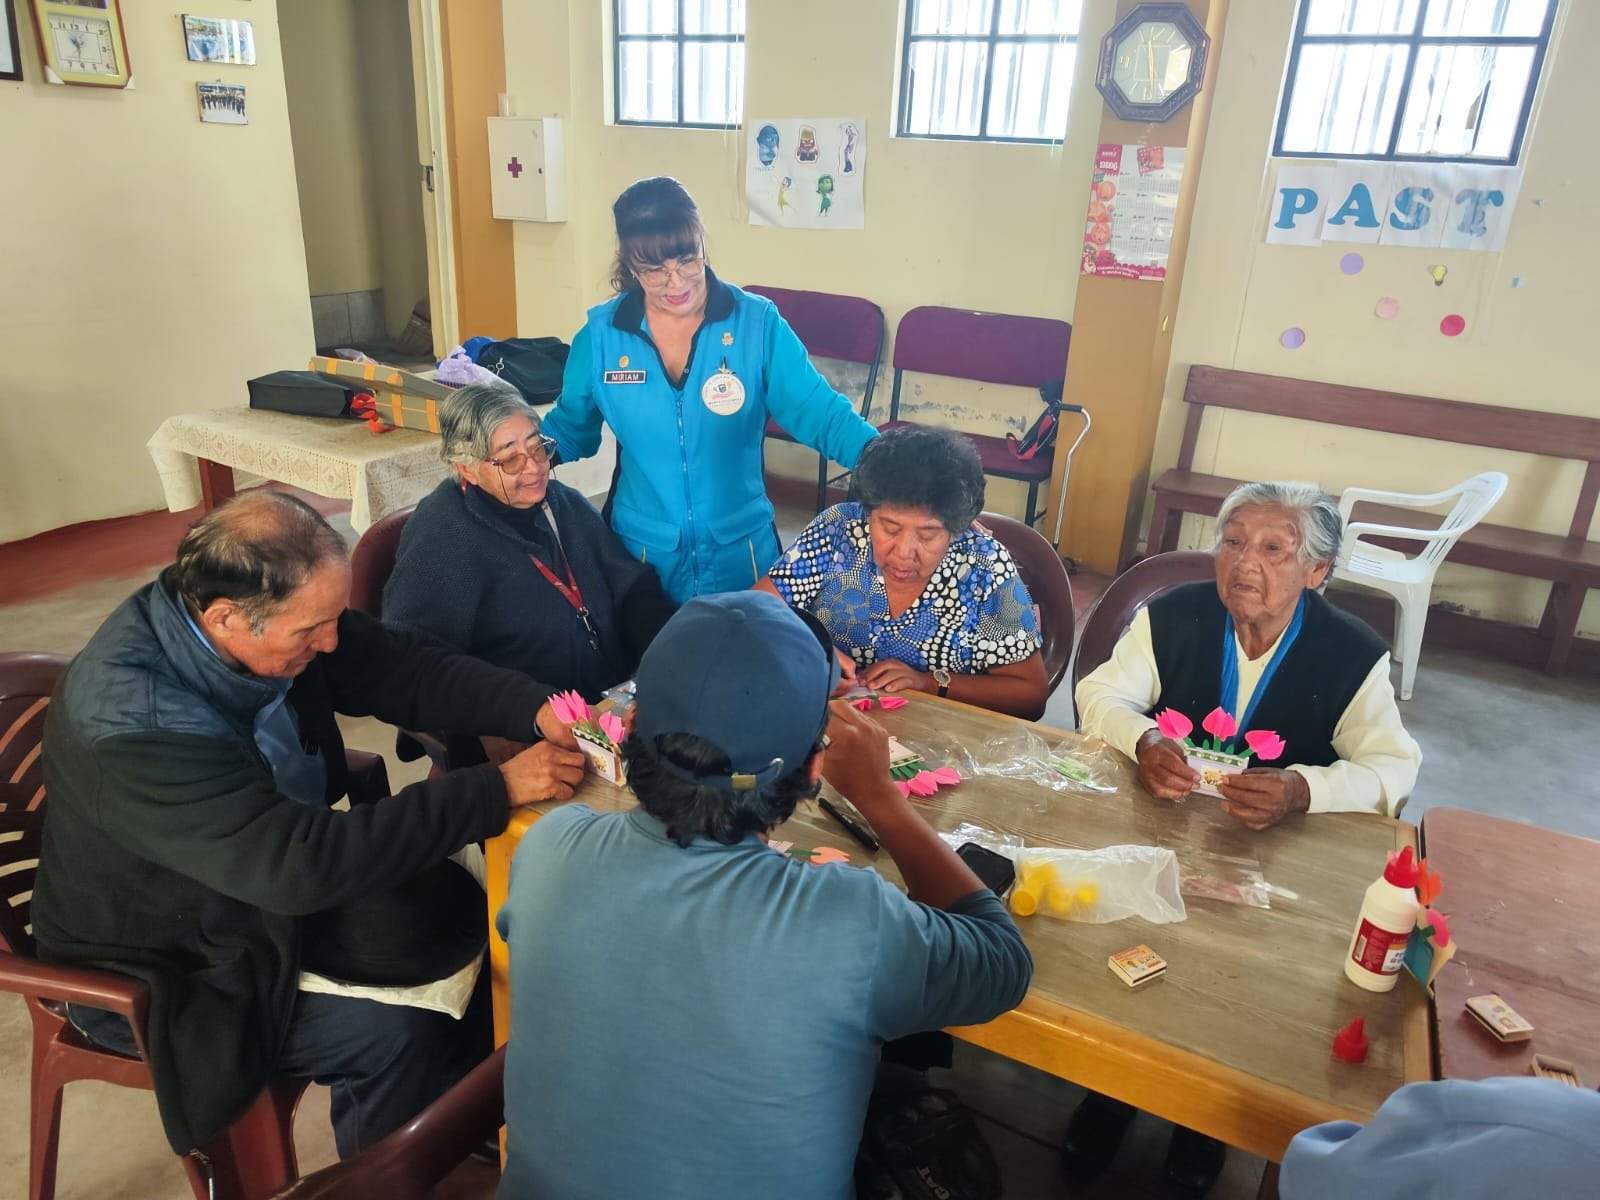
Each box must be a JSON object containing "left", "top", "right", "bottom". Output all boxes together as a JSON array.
[
  {"left": 907, "top": 772, "right": 938, "bottom": 797},
  {"left": 1426, "top": 908, "right": 1451, "bottom": 947},
  {"left": 1244, "top": 729, "right": 1286, "bottom": 761},
  {"left": 598, "top": 712, "right": 625, "bottom": 745},
  {"left": 877, "top": 695, "right": 908, "bottom": 711},
  {"left": 894, "top": 780, "right": 912, "bottom": 798},
  {"left": 930, "top": 766, "right": 962, "bottom": 786},
  {"left": 851, "top": 697, "right": 874, "bottom": 712},
  {"left": 550, "top": 690, "right": 589, "bottom": 725},
  {"left": 1201, "top": 707, "right": 1238, "bottom": 740},
  {"left": 1154, "top": 708, "right": 1193, "bottom": 742}
]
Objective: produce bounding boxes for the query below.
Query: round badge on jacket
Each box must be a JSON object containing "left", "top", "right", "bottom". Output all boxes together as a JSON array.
[{"left": 702, "top": 369, "right": 746, "bottom": 416}]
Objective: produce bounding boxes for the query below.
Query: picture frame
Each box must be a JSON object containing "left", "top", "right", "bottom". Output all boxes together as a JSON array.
[
  {"left": 29, "top": 0, "right": 133, "bottom": 88},
  {"left": 2, "top": 0, "right": 22, "bottom": 83},
  {"left": 197, "top": 80, "right": 245, "bottom": 124},
  {"left": 182, "top": 14, "right": 254, "bottom": 66}
]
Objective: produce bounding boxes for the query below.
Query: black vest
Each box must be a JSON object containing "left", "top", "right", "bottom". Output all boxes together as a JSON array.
[{"left": 1146, "top": 583, "right": 1387, "bottom": 768}]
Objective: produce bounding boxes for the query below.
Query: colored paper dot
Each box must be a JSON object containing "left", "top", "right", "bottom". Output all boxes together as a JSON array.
[
  {"left": 1280, "top": 327, "right": 1306, "bottom": 350},
  {"left": 1440, "top": 314, "right": 1467, "bottom": 337},
  {"left": 1374, "top": 296, "right": 1400, "bottom": 319},
  {"left": 1339, "top": 252, "right": 1364, "bottom": 275}
]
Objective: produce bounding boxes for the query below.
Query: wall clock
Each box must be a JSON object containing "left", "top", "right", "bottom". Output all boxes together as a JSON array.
[
  {"left": 30, "top": 0, "right": 131, "bottom": 88},
  {"left": 1095, "top": 3, "right": 1208, "bottom": 123}
]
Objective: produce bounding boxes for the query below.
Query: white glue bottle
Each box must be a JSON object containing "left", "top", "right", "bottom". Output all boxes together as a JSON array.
[{"left": 1344, "top": 845, "right": 1421, "bottom": 992}]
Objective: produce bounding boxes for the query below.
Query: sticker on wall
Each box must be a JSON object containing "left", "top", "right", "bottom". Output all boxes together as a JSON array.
[
  {"left": 1429, "top": 264, "right": 1449, "bottom": 286},
  {"left": 197, "top": 81, "right": 246, "bottom": 125},
  {"left": 1267, "top": 161, "right": 1520, "bottom": 252},
  {"left": 1339, "top": 252, "right": 1365, "bottom": 276},
  {"left": 1280, "top": 327, "right": 1307, "bottom": 350},
  {"left": 747, "top": 118, "right": 867, "bottom": 230},
  {"left": 183, "top": 16, "right": 256, "bottom": 66},
  {"left": 1440, "top": 314, "right": 1467, "bottom": 337},
  {"left": 1374, "top": 297, "right": 1400, "bottom": 319}
]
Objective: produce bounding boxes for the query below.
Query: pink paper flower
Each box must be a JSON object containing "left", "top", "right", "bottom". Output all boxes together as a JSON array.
[
  {"left": 894, "top": 780, "right": 912, "bottom": 798},
  {"left": 929, "top": 766, "right": 962, "bottom": 786},
  {"left": 851, "top": 697, "right": 874, "bottom": 712},
  {"left": 1426, "top": 908, "right": 1451, "bottom": 947},
  {"left": 598, "top": 711, "right": 625, "bottom": 746},
  {"left": 809, "top": 846, "right": 851, "bottom": 866},
  {"left": 1154, "top": 708, "right": 1193, "bottom": 742},
  {"left": 907, "top": 772, "right": 938, "bottom": 797},
  {"left": 1244, "top": 729, "right": 1286, "bottom": 761},
  {"left": 1201, "top": 707, "right": 1237, "bottom": 740},
  {"left": 877, "top": 695, "right": 908, "bottom": 711},
  {"left": 550, "top": 690, "right": 589, "bottom": 725}
]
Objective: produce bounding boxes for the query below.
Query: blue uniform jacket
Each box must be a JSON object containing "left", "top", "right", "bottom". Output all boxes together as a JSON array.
[{"left": 541, "top": 270, "right": 878, "bottom": 602}]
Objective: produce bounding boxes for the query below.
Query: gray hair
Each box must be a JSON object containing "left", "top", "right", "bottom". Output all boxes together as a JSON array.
[
  {"left": 171, "top": 491, "right": 348, "bottom": 634},
  {"left": 1214, "top": 481, "right": 1343, "bottom": 569},
  {"left": 439, "top": 382, "right": 540, "bottom": 467}
]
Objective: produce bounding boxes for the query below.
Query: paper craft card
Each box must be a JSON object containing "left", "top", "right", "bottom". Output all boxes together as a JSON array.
[{"left": 1186, "top": 747, "right": 1250, "bottom": 798}]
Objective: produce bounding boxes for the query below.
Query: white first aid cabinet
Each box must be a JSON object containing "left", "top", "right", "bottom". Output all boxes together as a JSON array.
[{"left": 487, "top": 117, "right": 566, "bottom": 223}]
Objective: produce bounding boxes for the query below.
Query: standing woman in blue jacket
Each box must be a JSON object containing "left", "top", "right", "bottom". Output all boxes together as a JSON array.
[{"left": 541, "top": 177, "right": 879, "bottom": 603}]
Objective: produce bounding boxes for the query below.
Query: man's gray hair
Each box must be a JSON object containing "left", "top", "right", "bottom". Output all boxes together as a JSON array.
[
  {"left": 171, "top": 491, "right": 348, "bottom": 634},
  {"left": 439, "top": 382, "right": 540, "bottom": 467},
  {"left": 1214, "top": 481, "right": 1343, "bottom": 568}
]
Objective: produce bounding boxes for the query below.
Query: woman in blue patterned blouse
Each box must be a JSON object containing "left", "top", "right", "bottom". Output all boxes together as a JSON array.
[{"left": 758, "top": 425, "right": 1047, "bottom": 718}]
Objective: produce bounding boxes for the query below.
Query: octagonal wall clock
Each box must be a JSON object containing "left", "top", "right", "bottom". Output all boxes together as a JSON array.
[
  {"left": 1096, "top": 3, "right": 1209, "bottom": 123},
  {"left": 30, "top": 0, "right": 132, "bottom": 88}
]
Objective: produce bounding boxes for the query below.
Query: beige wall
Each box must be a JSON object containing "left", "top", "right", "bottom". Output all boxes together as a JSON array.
[
  {"left": 0, "top": 1, "right": 314, "bottom": 544},
  {"left": 1149, "top": 0, "right": 1599, "bottom": 637},
  {"left": 280, "top": 0, "right": 428, "bottom": 332},
  {"left": 500, "top": 0, "right": 1117, "bottom": 518}
]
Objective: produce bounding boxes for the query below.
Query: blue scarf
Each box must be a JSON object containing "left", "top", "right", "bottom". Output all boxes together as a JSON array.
[{"left": 1218, "top": 594, "right": 1305, "bottom": 750}]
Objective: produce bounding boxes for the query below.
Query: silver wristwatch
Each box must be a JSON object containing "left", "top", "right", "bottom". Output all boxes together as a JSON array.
[{"left": 931, "top": 667, "right": 952, "bottom": 697}]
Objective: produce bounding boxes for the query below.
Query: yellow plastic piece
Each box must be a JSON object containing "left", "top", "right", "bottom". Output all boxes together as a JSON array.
[
  {"left": 1074, "top": 882, "right": 1098, "bottom": 910},
  {"left": 1010, "top": 861, "right": 1057, "bottom": 918},
  {"left": 1045, "top": 881, "right": 1074, "bottom": 915}
]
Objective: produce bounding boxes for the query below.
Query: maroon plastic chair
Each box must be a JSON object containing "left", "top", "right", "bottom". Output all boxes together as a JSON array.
[
  {"left": 884, "top": 306, "right": 1079, "bottom": 527},
  {"left": 0, "top": 651, "right": 394, "bottom": 1200},
  {"left": 348, "top": 505, "right": 416, "bottom": 619},
  {"left": 978, "top": 512, "right": 1075, "bottom": 715},
  {"left": 1068, "top": 551, "right": 1216, "bottom": 724},
  {"left": 271, "top": 1046, "right": 507, "bottom": 1199},
  {"left": 745, "top": 285, "right": 886, "bottom": 513}
]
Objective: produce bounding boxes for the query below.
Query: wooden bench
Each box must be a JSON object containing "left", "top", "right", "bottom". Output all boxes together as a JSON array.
[{"left": 1149, "top": 366, "right": 1600, "bottom": 674}]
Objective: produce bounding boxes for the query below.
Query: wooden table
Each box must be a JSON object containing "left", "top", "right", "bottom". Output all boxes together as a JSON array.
[
  {"left": 485, "top": 695, "right": 1430, "bottom": 1164},
  {"left": 1421, "top": 807, "right": 1600, "bottom": 1084}
]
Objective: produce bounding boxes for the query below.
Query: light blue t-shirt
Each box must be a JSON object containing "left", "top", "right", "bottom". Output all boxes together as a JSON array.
[
  {"left": 496, "top": 804, "right": 1032, "bottom": 1200},
  {"left": 1282, "top": 1077, "right": 1600, "bottom": 1200}
]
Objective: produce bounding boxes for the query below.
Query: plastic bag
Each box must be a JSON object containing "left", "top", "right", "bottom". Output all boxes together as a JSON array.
[
  {"left": 1011, "top": 844, "right": 1186, "bottom": 924},
  {"left": 1176, "top": 848, "right": 1277, "bottom": 909},
  {"left": 901, "top": 728, "right": 1120, "bottom": 797},
  {"left": 937, "top": 822, "right": 1024, "bottom": 861}
]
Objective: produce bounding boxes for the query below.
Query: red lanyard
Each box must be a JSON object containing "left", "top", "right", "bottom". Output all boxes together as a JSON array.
[{"left": 528, "top": 506, "right": 601, "bottom": 650}]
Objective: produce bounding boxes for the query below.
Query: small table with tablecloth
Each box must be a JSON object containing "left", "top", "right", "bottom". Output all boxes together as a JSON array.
[
  {"left": 485, "top": 694, "right": 1431, "bottom": 1170},
  {"left": 147, "top": 406, "right": 452, "bottom": 533}
]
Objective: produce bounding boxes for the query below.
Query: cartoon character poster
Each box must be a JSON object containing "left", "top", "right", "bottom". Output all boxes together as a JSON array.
[
  {"left": 747, "top": 118, "right": 867, "bottom": 230},
  {"left": 1080, "top": 143, "right": 1185, "bottom": 281}
]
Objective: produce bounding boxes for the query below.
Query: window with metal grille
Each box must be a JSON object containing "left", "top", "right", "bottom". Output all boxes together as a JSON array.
[
  {"left": 1274, "top": 0, "right": 1557, "bottom": 164},
  {"left": 613, "top": 0, "right": 745, "bottom": 128},
  {"left": 897, "top": 0, "right": 1081, "bottom": 143}
]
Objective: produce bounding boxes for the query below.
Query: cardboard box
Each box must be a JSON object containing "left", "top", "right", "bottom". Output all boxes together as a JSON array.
[{"left": 308, "top": 356, "right": 455, "bottom": 433}]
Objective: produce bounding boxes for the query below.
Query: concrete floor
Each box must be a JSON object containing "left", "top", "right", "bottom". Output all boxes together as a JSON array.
[{"left": 1, "top": 502, "right": 1596, "bottom": 1198}]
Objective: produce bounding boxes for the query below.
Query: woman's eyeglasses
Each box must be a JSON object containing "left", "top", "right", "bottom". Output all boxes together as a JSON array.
[
  {"left": 634, "top": 256, "right": 706, "bottom": 288},
  {"left": 486, "top": 435, "right": 556, "bottom": 476}
]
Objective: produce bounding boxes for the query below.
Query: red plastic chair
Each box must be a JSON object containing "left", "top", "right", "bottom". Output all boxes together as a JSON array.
[
  {"left": 0, "top": 650, "right": 333, "bottom": 1200},
  {"left": 1067, "top": 551, "right": 1216, "bottom": 724},
  {"left": 271, "top": 1047, "right": 506, "bottom": 1199},
  {"left": 978, "top": 512, "right": 1075, "bottom": 717},
  {"left": 884, "top": 306, "right": 1083, "bottom": 528},
  {"left": 745, "top": 285, "right": 886, "bottom": 513}
]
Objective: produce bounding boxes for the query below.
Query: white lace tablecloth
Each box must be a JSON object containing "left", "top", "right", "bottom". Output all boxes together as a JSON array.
[{"left": 147, "top": 406, "right": 451, "bottom": 532}]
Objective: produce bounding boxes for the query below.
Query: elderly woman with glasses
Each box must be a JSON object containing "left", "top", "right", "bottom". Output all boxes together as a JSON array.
[
  {"left": 384, "top": 383, "right": 676, "bottom": 751},
  {"left": 757, "top": 425, "right": 1048, "bottom": 720},
  {"left": 539, "top": 176, "right": 879, "bottom": 604}
]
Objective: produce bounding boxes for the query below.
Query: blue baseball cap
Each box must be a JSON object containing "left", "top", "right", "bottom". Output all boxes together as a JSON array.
[{"left": 633, "top": 591, "right": 842, "bottom": 792}]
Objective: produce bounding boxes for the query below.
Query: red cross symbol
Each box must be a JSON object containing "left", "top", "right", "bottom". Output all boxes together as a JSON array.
[{"left": 506, "top": 157, "right": 523, "bottom": 178}]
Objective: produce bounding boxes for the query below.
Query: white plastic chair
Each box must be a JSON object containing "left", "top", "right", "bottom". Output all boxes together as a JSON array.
[{"left": 1333, "top": 471, "right": 1509, "bottom": 700}]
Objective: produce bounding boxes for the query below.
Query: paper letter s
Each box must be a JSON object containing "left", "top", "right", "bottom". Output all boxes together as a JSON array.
[{"left": 1388, "top": 186, "right": 1435, "bottom": 232}]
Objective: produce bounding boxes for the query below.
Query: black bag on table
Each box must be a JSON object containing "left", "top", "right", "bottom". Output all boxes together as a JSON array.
[
  {"left": 247, "top": 370, "right": 360, "bottom": 418},
  {"left": 473, "top": 337, "right": 570, "bottom": 406}
]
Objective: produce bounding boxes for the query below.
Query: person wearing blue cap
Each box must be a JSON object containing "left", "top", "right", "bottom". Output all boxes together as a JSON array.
[{"left": 496, "top": 590, "right": 1034, "bottom": 1200}]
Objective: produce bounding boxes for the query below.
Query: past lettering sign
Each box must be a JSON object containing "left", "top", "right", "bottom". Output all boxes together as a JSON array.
[{"left": 1265, "top": 161, "right": 1521, "bottom": 252}]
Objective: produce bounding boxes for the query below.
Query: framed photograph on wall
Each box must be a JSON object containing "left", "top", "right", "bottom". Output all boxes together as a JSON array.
[
  {"left": 29, "top": 0, "right": 134, "bottom": 88},
  {"left": 197, "top": 80, "right": 245, "bottom": 124},
  {"left": 182, "top": 14, "right": 254, "bottom": 65},
  {"left": 2, "top": 0, "right": 23, "bottom": 82}
]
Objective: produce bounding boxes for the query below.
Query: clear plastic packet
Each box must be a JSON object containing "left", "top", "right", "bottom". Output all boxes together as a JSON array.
[
  {"left": 900, "top": 728, "right": 1120, "bottom": 797},
  {"left": 1011, "top": 844, "right": 1186, "bottom": 924},
  {"left": 1174, "top": 848, "right": 1294, "bottom": 910},
  {"left": 936, "top": 822, "right": 1025, "bottom": 861}
]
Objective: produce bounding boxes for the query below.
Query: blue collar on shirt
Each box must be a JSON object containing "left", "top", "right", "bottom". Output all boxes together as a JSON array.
[
  {"left": 177, "top": 600, "right": 292, "bottom": 697},
  {"left": 610, "top": 266, "right": 736, "bottom": 335},
  {"left": 625, "top": 807, "right": 768, "bottom": 853}
]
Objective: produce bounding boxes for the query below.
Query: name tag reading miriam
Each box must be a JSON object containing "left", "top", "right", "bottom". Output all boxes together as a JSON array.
[{"left": 604, "top": 369, "right": 647, "bottom": 384}]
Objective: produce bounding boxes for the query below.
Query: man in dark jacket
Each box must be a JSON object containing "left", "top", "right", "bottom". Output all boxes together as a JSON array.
[{"left": 32, "top": 490, "right": 588, "bottom": 1160}]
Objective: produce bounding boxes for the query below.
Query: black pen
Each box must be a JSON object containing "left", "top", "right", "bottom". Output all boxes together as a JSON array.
[{"left": 819, "top": 795, "right": 880, "bottom": 854}]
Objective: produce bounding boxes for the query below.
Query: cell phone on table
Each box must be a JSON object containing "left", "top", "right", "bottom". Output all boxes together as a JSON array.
[{"left": 956, "top": 842, "right": 1016, "bottom": 898}]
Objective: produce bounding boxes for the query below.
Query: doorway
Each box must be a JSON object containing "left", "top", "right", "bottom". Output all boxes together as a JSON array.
[{"left": 279, "top": 0, "right": 446, "bottom": 368}]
